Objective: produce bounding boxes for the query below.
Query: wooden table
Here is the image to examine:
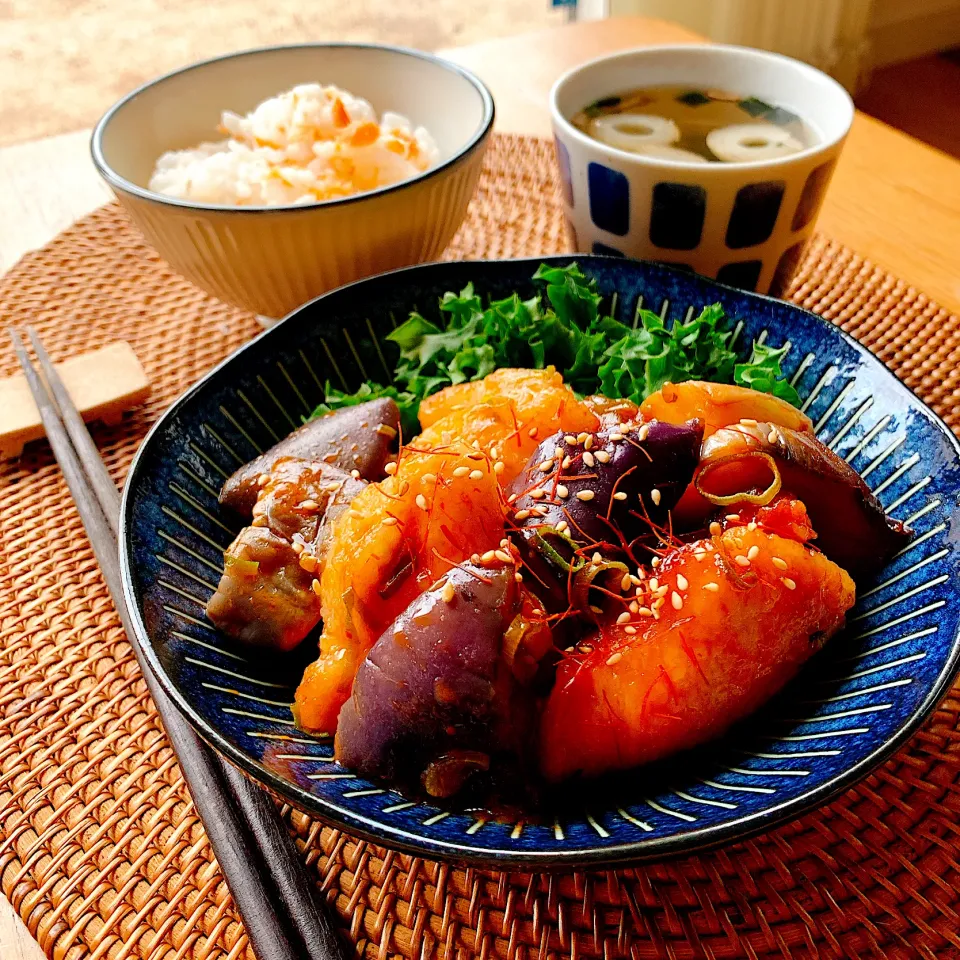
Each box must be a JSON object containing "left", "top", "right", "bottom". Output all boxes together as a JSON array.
[{"left": 2, "top": 15, "right": 960, "bottom": 960}]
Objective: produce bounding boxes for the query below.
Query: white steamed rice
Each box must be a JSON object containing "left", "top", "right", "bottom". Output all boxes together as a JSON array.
[{"left": 148, "top": 83, "right": 441, "bottom": 206}]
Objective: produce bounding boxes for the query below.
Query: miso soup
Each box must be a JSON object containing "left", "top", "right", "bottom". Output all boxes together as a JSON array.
[{"left": 571, "top": 85, "right": 817, "bottom": 163}]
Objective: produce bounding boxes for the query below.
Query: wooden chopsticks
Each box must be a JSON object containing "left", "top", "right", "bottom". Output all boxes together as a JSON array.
[{"left": 9, "top": 327, "right": 348, "bottom": 960}]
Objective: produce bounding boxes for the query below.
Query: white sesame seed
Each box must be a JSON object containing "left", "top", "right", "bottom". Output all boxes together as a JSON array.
[
  {"left": 469, "top": 469, "right": 483, "bottom": 481},
  {"left": 676, "top": 574, "right": 688, "bottom": 590},
  {"left": 613, "top": 491, "right": 628, "bottom": 501},
  {"left": 649, "top": 578, "right": 660, "bottom": 591},
  {"left": 768, "top": 429, "right": 779, "bottom": 444},
  {"left": 607, "top": 651, "right": 624, "bottom": 665},
  {"left": 556, "top": 484, "right": 569, "bottom": 499},
  {"left": 591, "top": 552, "right": 603, "bottom": 564},
  {"left": 747, "top": 545, "right": 760, "bottom": 560},
  {"left": 772, "top": 556, "right": 788, "bottom": 570},
  {"left": 671, "top": 591, "right": 683, "bottom": 610},
  {"left": 740, "top": 418, "right": 757, "bottom": 426},
  {"left": 629, "top": 601, "right": 639, "bottom": 614},
  {"left": 441, "top": 581, "right": 456, "bottom": 604},
  {"left": 415, "top": 494, "right": 428, "bottom": 510},
  {"left": 564, "top": 435, "right": 577, "bottom": 444},
  {"left": 453, "top": 466, "right": 470, "bottom": 478},
  {"left": 555, "top": 520, "right": 569, "bottom": 533},
  {"left": 637, "top": 606, "right": 653, "bottom": 617},
  {"left": 384, "top": 462, "right": 398, "bottom": 475},
  {"left": 530, "top": 488, "right": 546, "bottom": 500},
  {"left": 528, "top": 427, "right": 538, "bottom": 438},
  {"left": 299, "top": 554, "right": 317, "bottom": 573},
  {"left": 507, "top": 493, "right": 518, "bottom": 504},
  {"left": 651, "top": 557, "right": 661, "bottom": 569},
  {"left": 480, "top": 550, "right": 496, "bottom": 563},
  {"left": 735, "top": 555, "right": 751, "bottom": 567},
  {"left": 514, "top": 571, "right": 524, "bottom": 582},
  {"left": 629, "top": 575, "right": 642, "bottom": 586},
  {"left": 609, "top": 432, "right": 624, "bottom": 442},
  {"left": 299, "top": 499, "right": 319, "bottom": 510},
  {"left": 495, "top": 549, "right": 513, "bottom": 563},
  {"left": 637, "top": 425, "right": 650, "bottom": 441},
  {"left": 471, "top": 553, "right": 480, "bottom": 563},
  {"left": 577, "top": 433, "right": 589, "bottom": 444},
  {"left": 561, "top": 455, "right": 572, "bottom": 469},
  {"left": 583, "top": 451, "right": 596, "bottom": 468},
  {"left": 617, "top": 611, "right": 631, "bottom": 625},
  {"left": 494, "top": 461, "right": 505, "bottom": 475},
  {"left": 709, "top": 521, "right": 722, "bottom": 536},
  {"left": 422, "top": 473, "right": 437, "bottom": 485},
  {"left": 584, "top": 435, "right": 594, "bottom": 450},
  {"left": 576, "top": 490, "right": 595, "bottom": 501},
  {"left": 747, "top": 521, "right": 757, "bottom": 531},
  {"left": 537, "top": 460, "right": 553, "bottom": 473},
  {"left": 311, "top": 579, "right": 322, "bottom": 596},
  {"left": 650, "top": 488, "right": 662, "bottom": 506},
  {"left": 554, "top": 446, "right": 564, "bottom": 459},
  {"left": 655, "top": 585, "right": 669, "bottom": 597},
  {"left": 500, "top": 538, "right": 509, "bottom": 547},
  {"left": 514, "top": 509, "right": 531, "bottom": 521},
  {"left": 383, "top": 517, "right": 398, "bottom": 526},
  {"left": 595, "top": 450, "right": 611, "bottom": 463},
  {"left": 620, "top": 574, "right": 632, "bottom": 592},
  {"left": 703, "top": 582, "right": 719, "bottom": 592},
  {"left": 781, "top": 576, "right": 797, "bottom": 590},
  {"left": 624, "top": 626, "right": 637, "bottom": 635},
  {"left": 725, "top": 513, "right": 740, "bottom": 521},
  {"left": 350, "top": 469, "right": 361, "bottom": 479}
]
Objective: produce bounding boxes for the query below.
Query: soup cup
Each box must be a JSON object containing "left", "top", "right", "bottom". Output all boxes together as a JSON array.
[
  {"left": 92, "top": 44, "right": 494, "bottom": 320},
  {"left": 550, "top": 44, "right": 854, "bottom": 295}
]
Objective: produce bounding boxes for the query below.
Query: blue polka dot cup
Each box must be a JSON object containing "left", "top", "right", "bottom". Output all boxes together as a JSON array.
[{"left": 550, "top": 45, "right": 853, "bottom": 295}]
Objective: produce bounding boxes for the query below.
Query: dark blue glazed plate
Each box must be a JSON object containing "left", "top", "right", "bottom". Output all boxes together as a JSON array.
[{"left": 120, "top": 256, "right": 960, "bottom": 868}]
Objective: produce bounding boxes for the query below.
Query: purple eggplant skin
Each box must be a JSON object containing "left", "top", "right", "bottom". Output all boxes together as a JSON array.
[
  {"left": 220, "top": 397, "right": 400, "bottom": 514},
  {"left": 505, "top": 421, "right": 702, "bottom": 607},
  {"left": 335, "top": 563, "right": 531, "bottom": 800},
  {"left": 701, "top": 422, "right": 912, "bottom": 581}
]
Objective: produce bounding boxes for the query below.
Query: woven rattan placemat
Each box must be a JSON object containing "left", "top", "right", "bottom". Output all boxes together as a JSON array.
[{"left": 2, "top": 134, "right": 960, "bottom": 960}]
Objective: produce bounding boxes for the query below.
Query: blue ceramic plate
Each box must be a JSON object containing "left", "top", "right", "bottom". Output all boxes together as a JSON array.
[{"left": 120, "top": 256, "right": 960, "bottom": 868}]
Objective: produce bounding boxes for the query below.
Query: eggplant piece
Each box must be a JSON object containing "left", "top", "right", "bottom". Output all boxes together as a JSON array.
[
  {"left": 505, "top": 421, "right": 702, "bottom": 610},
  {"left": 207, "top": 458, "right": 365, "bottom": 650},
  {"left": 206, "top": 526, "right": 321, "bottom": 651},
  {"left": 220, "top": 397, "right": 399, "bottom": 514},
  {"left": 699, "top": 421, "right": 911, "bottom": 579},
  {"left": 335, "top": 563, "right": 531, "bottom": 799}
]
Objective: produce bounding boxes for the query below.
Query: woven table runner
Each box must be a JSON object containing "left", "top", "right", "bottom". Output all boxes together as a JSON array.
[{"left": 2, "top": 134, "right": 960, "bottom": 960}]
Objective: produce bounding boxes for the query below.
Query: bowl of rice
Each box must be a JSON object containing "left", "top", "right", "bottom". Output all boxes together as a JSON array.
[{"left": 91, "top": 44, "right": 494, "bottom": 319}]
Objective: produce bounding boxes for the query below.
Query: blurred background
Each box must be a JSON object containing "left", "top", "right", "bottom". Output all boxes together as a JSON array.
[{"left": 1, "top": 0, "right": 957, "bottom": 157}]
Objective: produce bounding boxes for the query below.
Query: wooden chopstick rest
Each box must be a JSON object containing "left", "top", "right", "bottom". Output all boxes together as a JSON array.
[{"left": 0, "top": 341, "right": 149, "bottom": 458}]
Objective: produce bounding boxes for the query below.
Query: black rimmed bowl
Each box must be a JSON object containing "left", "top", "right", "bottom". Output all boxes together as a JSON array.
[
  {"left": 92, "top": 43, "right": 494, "bottom": 320},
  {"left": 120, "top": 256, "right": 960, "bottom": 868}
]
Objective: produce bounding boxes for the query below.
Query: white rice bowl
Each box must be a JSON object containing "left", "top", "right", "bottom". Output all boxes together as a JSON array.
[{"left": 148, "top": 83, "right": 441, "bottom": 206}]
